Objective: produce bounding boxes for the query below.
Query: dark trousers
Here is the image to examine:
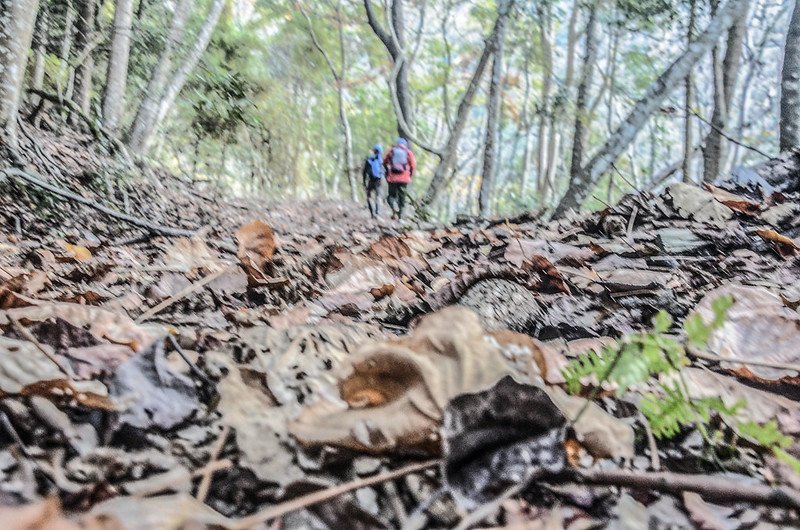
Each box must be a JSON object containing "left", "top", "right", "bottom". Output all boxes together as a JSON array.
[
  {"left": 365, "top": 179, "right": 382, "bottom": 217},
  {"left": 387, "top": 182, "right": 407, "bottom": 217}
]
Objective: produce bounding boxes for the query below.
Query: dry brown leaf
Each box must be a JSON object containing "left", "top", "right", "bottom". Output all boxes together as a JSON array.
[
  {"left": 755, "top": 228, "right": 799, "bottom": 258},
  {"left": 235, "top": 219, "right": 277, "bottom": 283},
  {"left": 160, "top": 237, "right": 220, "bottom": 273},
  {"left": 60, "top": 242, "right": 93, "bottom": 263},
  {"left": 704, "top": 183, "right": 761, "bottom": 215},
  {"left": 0, "top": 303, "right": 162, "bottom": 352},
  {"left": 290, "top": 307, "right": 514, "bottom": 453},
  {"left": 691, "top": 284, "right": 800, "bottom": 383},
  {"left": 0, "top": 336, "right": 114, "bottom": 409},
  {"left": 0, "top": 497, "right": 125, "bottom": 530}
]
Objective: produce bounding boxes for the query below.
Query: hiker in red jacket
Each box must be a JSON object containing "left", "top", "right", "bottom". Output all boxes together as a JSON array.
[{"left": 383, "top": 138, "right": 416, "bottom": 220}]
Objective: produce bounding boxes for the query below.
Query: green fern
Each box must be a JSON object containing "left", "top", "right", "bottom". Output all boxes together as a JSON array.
[{"left": 562, "top": 295, "right": 797, "bottom": 462}]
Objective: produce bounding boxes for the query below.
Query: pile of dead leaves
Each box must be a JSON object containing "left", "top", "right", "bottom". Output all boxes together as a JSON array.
[{"left": 1, "top": 154, "right": 800, "bottom": 529}]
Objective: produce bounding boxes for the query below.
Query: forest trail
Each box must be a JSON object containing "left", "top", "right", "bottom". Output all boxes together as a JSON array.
[{"left": 2, "top": 123, "right": 800, "bottom": 528}]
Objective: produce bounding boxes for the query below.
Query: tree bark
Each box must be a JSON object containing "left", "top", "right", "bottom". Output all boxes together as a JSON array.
[
  {"left": 420, "top": 0, "right": 515, "bottom": 208},
  {"left": 535, "top": 6, "right": 554, "bottom": 198},
  {"left": 780, "top": 0, "right": 800, "bottom": 152},
  {"left": 478, "top": 12, "right": 508, "bottom": 218},
  {"left": 155, "top": 0, "right": 224, "bottom": 126},
  {"left": 553, "top": 0, "right": 751, "bottom": 217},
  {"left": 363, "top": 0, "right": 412, "bottom": 138},
  {"left": 57, "top": 0, "right": 76, "bottom": 99},
  {"left": 566, "top": 4, "right": 599, "bottom": 192},
  {"left": 0, "top": 0, "right": 40, "bottom": 148},
  {"left": 73, "top": 0, "right": 96, "bottom": 114},
  {"left": 703, "top": 2, "right": 748, "bottom": 182},
  {"left": 126, "top": 0, "right": 193, "bottom": 154},
  {"left": 682, "top": 0, "right": 697, "bottom": 182},
  {"left": 102, "top": 0, "right": 134, "bottom": 134},
  {"left": 30, "top": 5, "right": 48, "bottom": 107}
]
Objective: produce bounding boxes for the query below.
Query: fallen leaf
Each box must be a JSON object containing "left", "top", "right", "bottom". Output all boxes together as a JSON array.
[
  {"left": 61, "top": 242, "right": 93, "bottom": 263},
  {"left": 289, "top": 307, "right": 515, "bottom": 453},
  {"left": 755, "top": 228, "right": 799, "bottom": 258},
  {"left": 235, "top": 220, "right": 277, "bottom": 283},
  {"left": 442, "top": 376, "right": 567, "bottom": 509},
  {"left": 691, "top": 284, "right": 800, "bottom": 383},
  {"left": 666, "top": 183, "right": 734, "bottom": 225}
]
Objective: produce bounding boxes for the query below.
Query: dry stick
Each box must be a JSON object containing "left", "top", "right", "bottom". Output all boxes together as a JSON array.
[
  {"left": 136, "top": 267, "right": 229, "bottom": 322},
  {"left": 228, "top": 460, "right": 438, "bottom": 530},
  {"left": 1, "top": 168, "right": 197, "bottom": 238},
  {"left": 167, "top": 334, "right": 214, "bottom": 386},
  {"left": 574, "top": 467, "right": 800, "bottom": 509},
  {"left": 689, "top": 349, "right": 800, "bottom": 373},
  {"left": 196, "top": 425, "right": 231, "bottom": 502},
  {"left": 8, "top": 316, "right": 72, "bottom": 377}
]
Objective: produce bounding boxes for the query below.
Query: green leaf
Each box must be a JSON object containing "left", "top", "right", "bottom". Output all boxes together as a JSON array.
[
  {"left": 710, "top": 294, "right": 734, "bottom": 329},
  {"left": 684, "top": 313, "right": 711, "bottom": 347},
  {"left": 652, "top": 310, "right": 672, "bottom": 334}
]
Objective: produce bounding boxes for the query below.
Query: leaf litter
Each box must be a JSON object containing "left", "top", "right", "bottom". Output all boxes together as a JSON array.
[{"left": 2, "top": 158, "right": 800, "bottom": 528}]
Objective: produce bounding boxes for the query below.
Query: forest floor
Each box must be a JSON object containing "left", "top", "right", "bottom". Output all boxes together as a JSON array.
[{"left": 1, "top": 120, "right": 800, "bottom": 529}]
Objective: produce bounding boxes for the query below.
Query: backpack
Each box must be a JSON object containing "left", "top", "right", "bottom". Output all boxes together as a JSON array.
[
  {"left": 390, "top": 146, "right": 409, "bottom": 174},
  {"left": 368, "top": 155, "right": 383, "bottom": 179}
]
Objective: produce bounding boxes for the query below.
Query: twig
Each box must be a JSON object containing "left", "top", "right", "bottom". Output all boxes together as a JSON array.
[
  {"left": 167, "top": 334, "right": 214, "bottom": 386},
  {"left": 0, "top": 412, "right": 28, "bottom": 456},
  {"left": 573, "top": 467, "right": 800, "bottom": 509},
  {"left": 689, "top": 349, "right": 800, "bottom": 373},
  {"left": 196, "top": 425, "right": 231, "bottom": 502},
  {"left": 228, "top": 460, "right": 438, "bottom": 530},
  {"left": 639, "top": 413, "right": 661, "bottom": 471},
  {"left": 1, "top": 167, "right": 197, "bottom": 238},
  {"left": 9, "top": 316, "right": 71, "bottom": 377},
  {"left": 136, "top": 267, "right": 229, "bottom": 322},
  {"left": 690, "top": 110, "right": 772, "bottom": 159}
]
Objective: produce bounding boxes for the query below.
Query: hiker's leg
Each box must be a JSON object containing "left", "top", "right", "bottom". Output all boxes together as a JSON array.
[
  {"left": 397, "top": 184, "right": 407, "bottom": 218},
  {"left": 387, "top": 183, "right": 398, "bottom": 213},
  {"left": 374, "top": 182, "right": 381, "bottom": 214}
]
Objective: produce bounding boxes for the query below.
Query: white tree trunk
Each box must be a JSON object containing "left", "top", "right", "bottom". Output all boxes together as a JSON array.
[
  {"left": 553, "top": 0, "right": 751, "bottom": 217},
  {"left": 0, "top": 0, "right": 40, "bottom": 148},
  {"left": 155, "top": 0, "right": 225, "bottom": 126},
  {"left": 780, "top": 0, "right": 800, "bottom": 151},
  {"left": 126, "top": 0, "right": 193, "bottom": 153},
  {"left": 102, "top": 0, "right": 134, "bottom": 134}
]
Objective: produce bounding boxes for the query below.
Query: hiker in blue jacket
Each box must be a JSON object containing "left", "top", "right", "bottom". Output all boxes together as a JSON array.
[{"left": 362, "top": 144, "right": 385, "bottom": 218}]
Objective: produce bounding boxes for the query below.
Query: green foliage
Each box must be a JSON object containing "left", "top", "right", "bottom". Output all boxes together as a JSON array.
[{"left": 562, "top": 295, "right": 797, "bottom": 464}]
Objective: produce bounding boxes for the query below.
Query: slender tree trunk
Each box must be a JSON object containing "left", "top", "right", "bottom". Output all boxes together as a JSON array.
[
  {"left": 535, "top": 8, "right": 554, "bottom": 198},
  {"left": 780, "top": 0, "right": 800, "bottom": 151},
  {"left": 30, "top": 6, "right": 48, "bottom": 106},
  {"left": 682, "top": 0, "right": 697, "bottom": 182},
  {"left": 478, "top": 12, "right": 508, "bottom": 218},
  {"left": 126, "top": 0, "right": 193, "bottom": 154},
  {"left": 391, "top": 0, "right": 412, "bottom": 132},
  {"left": 57, "top": 0, "right": 75, "bottom": 99},
  {"left": 553, "top": 0, "right": 751, "bottom": 217},
  {"left": 102, "top": 0, "right": 134, "bottom": 134},
  {"left": 520, "top": 38, "right": 535, "bottom": 194},
  {"left": 155, "top": 0, "right": 224, "bottom": 125},
  {"left": 566, "top": 4, "right": 599, "bottom": 188},
  {"left": 73, "top": 0, "right": 96, "bottom": 114},
  {"left": 703, "top": 2, "right": 748, "bottom": 182},
  {"left": 421, "top": 0, "right": 515, "bottom": 207},
  {"left": 0, "top": 0, "right": 40, "bottom": 148}
]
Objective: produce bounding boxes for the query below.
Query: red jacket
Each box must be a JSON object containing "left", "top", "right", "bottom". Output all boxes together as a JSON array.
[{"left": 383, "top": 145, "right": 416, "bottom": 184}]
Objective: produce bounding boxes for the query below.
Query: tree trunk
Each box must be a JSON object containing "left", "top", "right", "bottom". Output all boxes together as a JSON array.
[
  {"left": 566, "top": 4, "right": 599, "bottom": 191},
  {"left": 553, "top": 0, "right": 751, "bottom": 217},
  {"left": 102, "top": 0, "right": 134, "bottom": 134},
  {"left": 30, "top": 6, "right": 48, "bottom": 106},
  {"left": 126, "top": 0, "right": 193, "bottom": 154},
  {"left": 420, "top": 0, "right": 515, "bottom": 207},
  {"left": 0, "top": 0, "right": 40, "bottom": 148},
  {"left": 57, "top": 0, "right": 75, "bottom": 99},
  {"left": 535, "top": 8, "right": 554, "bottom": 198},
  {"left": 478, "top": 23, "right": 507, "bottom": 218},
  {"left": 703, "top": 2, "right": 748, "bottom": 182},
  {"left": 682, "top": 0, "right": 697, "bottom": 182},
  {"left": 73, "top": 0, "right": 96, "bottom": 114},
  {"left": 155, "top": 0, "right": 224, "bottom": 125},
  {"left": 780, "top": 0, "right": 800, "bottom": 152}
]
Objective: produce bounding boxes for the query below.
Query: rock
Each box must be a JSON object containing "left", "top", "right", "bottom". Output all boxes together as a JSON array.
[{"left": 457, "top": 279, "right": 543, "bottom": 333}]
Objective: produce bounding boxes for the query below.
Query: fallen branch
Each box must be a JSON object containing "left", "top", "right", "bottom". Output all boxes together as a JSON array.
[
  {"left": 574, "top": 467, "right": 800, "bottom": 509},
  {"left": 228, "top": 460, "right": 438, "bottom": 529},
  {"left": 689, "top": 348, "right": 800, "bottom": 373},
  {"left": 1, "top": 167, "right": 197, "bottom": 238},
  {"left": 136, "top": 267, "right": 230, "bottom": 322}
]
